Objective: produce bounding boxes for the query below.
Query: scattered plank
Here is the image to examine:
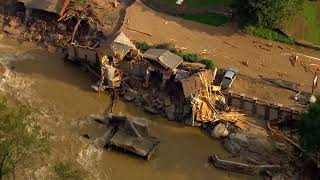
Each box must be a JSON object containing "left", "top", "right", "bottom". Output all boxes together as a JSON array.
[
  {"left": 209, "top": 154, "right": 281, "bottom": 174},
  {"left": 126, "top": 27, "right": 152, "bottom": 36}
]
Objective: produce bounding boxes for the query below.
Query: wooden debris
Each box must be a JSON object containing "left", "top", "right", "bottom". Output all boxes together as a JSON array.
[
  {"left": 209, "top": 154, "right": 281, "bottom": 174},
  {"left": 127, "top": 27, "right": 152, "bottom": 36}
]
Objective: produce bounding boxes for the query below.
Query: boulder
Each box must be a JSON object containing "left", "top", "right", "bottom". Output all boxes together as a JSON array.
[
  {"left": 223, "top": 139, "right": 241, "bottom": 154},
  {"left": 229, "top": 133, "right": 249, "bottom": 147},
  {"left": 165, "top": 105, "right": 176, "bottom": 121},
  {"left": 211, "top": 123, "right": 229, "bottom": 138},
  {"left": 144, "top": 106, "right": 159, "bottom": 114}
]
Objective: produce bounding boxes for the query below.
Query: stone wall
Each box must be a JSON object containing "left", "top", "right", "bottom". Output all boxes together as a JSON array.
[{"left": 224, "top": 90, "right": 301, "bottom": 121}]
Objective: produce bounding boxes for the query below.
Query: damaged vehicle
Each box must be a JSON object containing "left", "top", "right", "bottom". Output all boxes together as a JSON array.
[
  {"left": 221, "top": 68, "right": 238, "bottom": 90},
  {"left": 97, "top": 114, "right": 160, "bottom": 160}
]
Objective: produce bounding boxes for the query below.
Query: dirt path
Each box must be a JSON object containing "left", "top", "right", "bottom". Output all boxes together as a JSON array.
[{"left": 121, "top": 0, "right": 320, "bottom": 107}]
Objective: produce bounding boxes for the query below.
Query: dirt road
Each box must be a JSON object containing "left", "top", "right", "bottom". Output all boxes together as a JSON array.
[{"left": 121, "top": 0, "right": 320, "bottom": 107}]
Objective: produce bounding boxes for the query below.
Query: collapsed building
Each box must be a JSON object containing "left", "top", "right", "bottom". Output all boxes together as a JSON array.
[
  {"left": 18, "top": 0, "right": 70, "bottom": 23},
  {"left": 65, "top": 31, "right": 230, "bottom": 127}
]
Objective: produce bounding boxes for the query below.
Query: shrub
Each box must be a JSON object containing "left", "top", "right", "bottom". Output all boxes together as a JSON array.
[
  {"left": 243, "top": 25, "right": 295, "bottom": 44},
  {"left": 199, "top": 59, "right": 216, "bottom": 71},
  {"left": 135, "top": 42, "right": 152, "bottom": 52},
  {"left": 0, "top": 104, "right": 49, "bottom": 179},
  {"left": 74, "top": 0, "right": 86, "bottom": 6},
  {"left": 176, "top": 51, "right": 200, "bottom": 63},
  {"left": 299, "top": 97, "right": 320, "bottom": 152},
  {"left": 233, "top": 0, "right": 303, "bottom": 29}
]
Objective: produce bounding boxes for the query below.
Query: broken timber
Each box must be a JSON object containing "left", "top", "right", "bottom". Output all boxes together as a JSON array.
[{"left": 208, "top": 154, "right": 281, "bottom": 174}]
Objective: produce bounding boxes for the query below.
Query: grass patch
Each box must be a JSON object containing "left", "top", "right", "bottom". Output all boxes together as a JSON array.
[
  {"left": 182, "top": 13, "right": 229, "bottom": 26},
  {"left": 74, "top": 0, "right": 86, "bottom": 6},
  {"left": 244, "top": 25, "right": 294, "bottom": 44},
  {"left": 302, "top": 1, "right": 320, "bottom": 46},
  {"left": 54, "top": 162, "right": 84, "bottom": 180}
]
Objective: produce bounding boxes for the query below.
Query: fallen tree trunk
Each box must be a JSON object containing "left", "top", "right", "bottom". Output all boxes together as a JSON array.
[{"left": 208, "top": 154, "right": 281, "bottom": 174}]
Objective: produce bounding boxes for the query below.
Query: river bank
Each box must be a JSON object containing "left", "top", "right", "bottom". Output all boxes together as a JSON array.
[{"left": 0, "top": 34, "right": 257, "bottom": 179}]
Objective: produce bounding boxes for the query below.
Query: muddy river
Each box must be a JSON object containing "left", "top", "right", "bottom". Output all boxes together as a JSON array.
[{"left": 0, "top": 36, "right": 257, "bottom": 179}]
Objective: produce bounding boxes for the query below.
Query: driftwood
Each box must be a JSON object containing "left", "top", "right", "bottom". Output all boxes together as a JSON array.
[
  {"left": 70, "top": 17, "right": 82, "bottom": 43},
  {"left": 126, "top": 27, "right": 152, "bottom": 36},
  {"left": 267, "top": 120, "right": 320, "bottom": 166},
  {"left": 208, "top": 154, "right": 281, "bottom": 174}
]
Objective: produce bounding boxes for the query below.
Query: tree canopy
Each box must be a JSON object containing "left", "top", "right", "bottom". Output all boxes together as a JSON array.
[
  {"left": 0, "top": 98, "right": 48, "bottom": 180},
  {"left": 299, "top": 96, "right": 320, "bottom": 152},
  {"left": 233, "top": 0, "right": 304, "bottom": 29}
]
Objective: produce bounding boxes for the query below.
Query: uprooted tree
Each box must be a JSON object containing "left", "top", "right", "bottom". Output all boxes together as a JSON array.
[
  {"left": 0, "top": 98, "right": 48, "bottom": 180},
  {"left": 233, "top": 0, "right": 304, "bottom": 29},
  {"left": 299, "top": 96, "right": 320, "bottom": 154}
]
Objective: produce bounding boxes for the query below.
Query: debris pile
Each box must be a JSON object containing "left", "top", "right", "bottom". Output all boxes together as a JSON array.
[{"left": 92, "top": 113, "right": 159, "bottom": 160}]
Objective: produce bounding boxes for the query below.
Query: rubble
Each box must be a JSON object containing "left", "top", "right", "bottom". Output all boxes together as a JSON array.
[
  {"left": 223, "top": 139, "right": 241, "bottom": 154},
  {"left": 95, "top": 113, "right": 160, "bottom": 160},
  {"left": 229, "top": 133, "right": 249, "bottom": 147},
  {"left": 208, "top": 154, "right": 281, "bottom": 175},
  {"left": 211, "top": 123, "right": 229, "bottom": 138}
]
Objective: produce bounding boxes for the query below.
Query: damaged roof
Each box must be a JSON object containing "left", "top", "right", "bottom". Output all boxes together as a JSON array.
[
  {"left": 97, "top": 32, "right": 136, "bottom": 60},
  {"left": 18, "top": 0, "right": 70, "bottom": 16},
  {"left": 143, "top": 49, "right": 183, "bottom": 70},
  {"left": 181, "top": 70, "right": 213, "bottom": 97}
]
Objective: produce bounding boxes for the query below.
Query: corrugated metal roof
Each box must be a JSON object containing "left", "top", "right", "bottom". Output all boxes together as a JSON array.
[
  {"left": 97, "top": 32, "right": 136, "bottom": 60},
  {"left": 143, "top": 49, "right": 183, "bottom": 70},
  {"left": 18, "top": 0, "right": 70, "bottom": 16},
  {"left": 181, "top": 70, "right": 213, "bottom": 97}
]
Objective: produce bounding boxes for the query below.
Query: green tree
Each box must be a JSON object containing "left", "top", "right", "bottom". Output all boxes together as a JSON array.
[
  {"left": 299, "top": 97, "right": 320, "bottom": 152},
  {"left": 0, "top": 99, "right": 48, "bottom": 180},
  {"left": 233, "top": 0, "right": 303, "bottom": 29}
]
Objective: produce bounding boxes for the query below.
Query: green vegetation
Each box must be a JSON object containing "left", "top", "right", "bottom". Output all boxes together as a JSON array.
[
  {"left": 301, "top": 1, "right": 320, "bottom": 45},
  {"left": 243, "top": 25, "right": 295, "bottom": 44},
  {"left": 182, "top": 14, "right": 229, "bottom": 26},
  {"left": 0, "top": 97, "right": 48, "bottom": 180},
  {"left": 135, "top": 42, "right": 216, "bottom": 71},
  {"left": 54, "top": 162, "right": 84, "bottom": 180},
  {"left": 175, "top": 51, "right": 199, "bottom": 63},
  {"left": 233, "top": 0, "right": 303, "bottom": 29},
  {"left": 299, "top": 97, "right": 320, "bottom": 152},
  {"left": 233, "top": 0, "right": 303, "bottom": 44},
  {"left": 199, "top": 59, "right": 216, "bottom": 71},
  {"left": 74, "top": 0, "right": 86, "bottom": 6},
  {"left": 135, "top": 42, "right": 152, "bottom": 52},
  {"left": 175, "top": 51, "right": 216, "bottom": 70}
]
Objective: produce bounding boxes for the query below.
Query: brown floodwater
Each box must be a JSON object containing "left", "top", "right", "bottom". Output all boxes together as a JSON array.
[{"left": 0, "top": 37, "right": 258, "bottom": 180}]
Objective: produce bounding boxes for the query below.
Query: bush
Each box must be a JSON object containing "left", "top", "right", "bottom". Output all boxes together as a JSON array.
[
  {"left": 74, "top": 0, "right": 86, "bottom": 5},
  {"left": 243, "top": 25, "right": 295, "bottom": 44},
  {"left": 0, "top": 104, "right": 48, "bottom": 179},
  {"left": 199, "top": 59, "right": 216, "bottom": 71},
  {"left": 299, "top": 96, "right": 320, "bottom": 152},
  {"left": 233, "top": 0, "right": 303, "bottom": 29},
  {"left": 182, "top": 13, "right": 229, "bottom": 26},
  {"left": 176, "top": 51, "right": 200, "bottom": 63},
  {"left": 135, "top": 42, "right": 152, "bottom": 52},
  {"left": 54, "top": 162, "right": 84, "bottom": 180}
]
